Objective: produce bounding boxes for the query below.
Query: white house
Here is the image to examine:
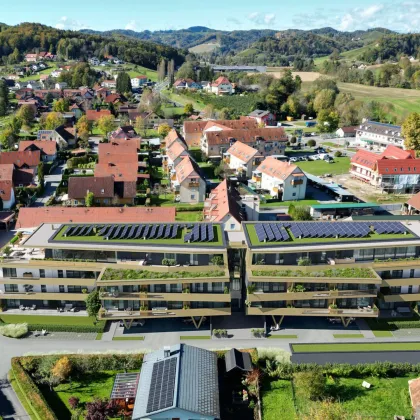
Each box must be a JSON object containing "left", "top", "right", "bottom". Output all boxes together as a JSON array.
[
  {"left": 223, "top": 141, "right": 262, "bottom": 178},
  {"left": 27, "top": 81, "right": 42, "bottom": 90},
  {"left": 251, "top": 157, "right": 307, "bottom": 201},
  {"left": 356, "top": 120, "right": 404, "bottom": 149},
  {"left": 336, "top": 126, "right": 357, "bottom": 138},
  {"left": 204, "top": 76, "right": 234, "bottom": 95},
  {"left": 131, "top": 75, "right": 148, "bottom": 88},
  {"left": 164, "top": 138, "right": 189, "bottom": 174},
  {"left": 102, "top": 80, "right": 117, "bottom": 89}
]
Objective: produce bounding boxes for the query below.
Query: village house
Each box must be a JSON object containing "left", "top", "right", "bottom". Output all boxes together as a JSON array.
[
  {"left": 0, "top": 150, "right": 40, "bottom": 170},
  {"left": 203, "top": 179, "right": 243, "bottom": 231},
  {"left": 37, "top": 125, "right": 77, "bottom": 149},
  {"left": 130, "top": 75, "right": 148, "bottom": 88},
  {"left": 204, "top": 76, "right": 234, "bottom": 95},
  {"left": 55, "top": 82, "right": 68, "bottom": 90},
  {"left": 68, "top": 176, "right": 115, "bottom": 206},
  {"left": 0, "top": 164, "right": 16, "bottom": 209},
  {"left": 356, "top": 120, "right": 404, "bottom": 149},
  {"left": 102, "top": 80, "right": 117, "bottom": 89},
  {"left": 163, "top": 137, "right": 189, "bottom": 174},
  {"left": 251, "top": 157, "right": 307, "bottom": 200},
  {"left": 201, "top": 126, "right": 288, "bottom": 157},
  {"left": 350, "top": 145, "right": 420, "bottom": 193},
  {"left": 173, "top": 78, "right": 202, "bottom": 90},
  {"left": 25, "top": 54, "right": 38, "bottom": 63},
  {"left": 336, "top": 126, "right": 357, "bottom": 138},
  {"left": 50, "top": 69, "right": 62, "bottom": 78},
  {"left": 163, "top": 128, "right": 185, "bottom": 150},
  {"left": 403, "top": 192, "right": 420, "bottom": 215},
  {"left": 223, "top": 141, "right": 263, "bottom": 178},
  {"left": 247, "top": 110, "right": 276, "bottom": 126},
  {"left": 183, "top": 119, "right": 258, "bottom": 148},
  {"left": 171, "top": 155, "right": 206, "bottom": 204},
  {"left": 109, "top": 126, "right": 139, "bottom": 141},
  {"left": 127, "top": 110, "right": 174, "bottom": 129},
  {"left": 69, "top": 103, "right": 83, "bottom": 119},
  {"left": 86, "top": 109, "right": 112, "bottom": 122},
  {"left": 18, "top": 140, "right": 57, "bottom": 162}
]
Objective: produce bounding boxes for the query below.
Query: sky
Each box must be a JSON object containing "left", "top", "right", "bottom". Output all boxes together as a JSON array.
[{"left": 1, "top": 0, "right": 419, "bottom": 33}]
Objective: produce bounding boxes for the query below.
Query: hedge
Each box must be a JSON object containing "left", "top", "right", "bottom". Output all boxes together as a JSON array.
[
  {"left": 10, "top": 235, "right": 20, "bottom": 245},
  {"left": 26, "top": 323, "right": 105, "bottom": 333},
  {"left": 367, "top": 317, "right": 420, "bottom": 331},
  {"left": 11, "top": 358, "right": 57, "bottom": 420}
]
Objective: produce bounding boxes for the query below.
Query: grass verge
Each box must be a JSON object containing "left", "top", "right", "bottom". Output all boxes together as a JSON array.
[
  {"left": 292, "top": 342, "right": 420, "bottom": 353},
  {"left": 95, "top": 332, "right": 103, "bottom": 340},
  {"left": 333, "top": 334, "right": 364, "bottom": 338},
  {"left": 268, "top": 334, "right": 298, "bottom": 339},
  {"left": 112, "top": 336, "right": 144, "bottom": 341},
  {"left": 180, "top": 335, "right": 211, "bottom": 340},
  {"left": 261, "top": 379, "right": 295, "bottom": 420}
]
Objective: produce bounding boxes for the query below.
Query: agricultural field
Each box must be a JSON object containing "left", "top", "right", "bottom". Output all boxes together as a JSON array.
[
  {"left": 265, "top": 68, "right": 322, "bottom": 82},
  {"left": 189, "top": 42, "right": 220, "bottom": 54}
]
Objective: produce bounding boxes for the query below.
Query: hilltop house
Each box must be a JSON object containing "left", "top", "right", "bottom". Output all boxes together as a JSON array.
[
  {"left": 173, "top": 78, "right": 202, "bottom": 90},
  {"left": 251, "top": 157, "right": 307, "bottom": 200}
]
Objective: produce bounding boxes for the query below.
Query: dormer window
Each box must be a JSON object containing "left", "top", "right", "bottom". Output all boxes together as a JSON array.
[{"left": 101, "top": 189, "right": 105, "bottom": 194}]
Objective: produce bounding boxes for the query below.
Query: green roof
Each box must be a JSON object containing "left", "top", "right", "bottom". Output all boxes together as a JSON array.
[{"left": 311, "top": 203, "right": 380, "bottom": 209}]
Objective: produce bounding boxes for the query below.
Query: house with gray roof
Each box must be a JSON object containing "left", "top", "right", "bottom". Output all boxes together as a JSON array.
[{"left": 132, "top": 344, "right": 220, "bottom": 420}]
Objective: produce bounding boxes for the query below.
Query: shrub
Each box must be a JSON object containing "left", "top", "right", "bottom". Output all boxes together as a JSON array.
[
  {"left": 26, "top": 323, "right": 105, "bottom": 333},
  {"left": 252, "top": 267, "right": 375, "bottom": 279},
  {"left": 294, "top": 369, "right": 326, "bottom": 400},
  {"left": 211, "top": 255, "right": 224, "bottom": 266},
  {"left": 101, "top": 268, "right": 225, "bottom": 280},
  {"left": 68, "top": 396, "right": 80, "bottom": 410},
  {"left": 10, "top": 234, "right": 20, "bottom": 245},
  {"left": 334, "top": 150, "right": 343, "bottom": 157},
  {"left": 307, "top": 139, "right": 316, "bottom": 147},
  {"left": 0, "top": 323, "right": 28, "bottom": 338},
  {"left": 51, "top": 357, "right": 72, "bottom": 383}
]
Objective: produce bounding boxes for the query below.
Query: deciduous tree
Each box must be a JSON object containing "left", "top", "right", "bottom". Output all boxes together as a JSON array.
[
  {"left": 17, "top": 104, "right": 36, "bottom": 127},
  {"left": 51, "top": 356, "right": 72, "bottom": 383},
  {"left": 157, "top": 123, "right": 171, "bottom": 138},
  {"left": 183, "top": 103, "right": 194, "bottom": 116},
  {"left": 402, "top": 112, "right": 420, "bottom": 151},
  {"left": 41, "top": 112, "right": 65, "bottom": 130},
  {"left": 85, "top": 191, "right": 94, "bottom": 207},
  {"left": 86, "top": 290, "right": 101, "bottom": 318},
  {"left": 96, "top": 115, "right": 115, "bottom": 138}
]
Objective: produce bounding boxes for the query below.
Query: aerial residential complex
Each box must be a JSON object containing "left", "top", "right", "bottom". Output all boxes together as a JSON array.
[
  {"left": 2, "top": 213, "right": 420, "bottom": 328},
  {"left": 356, "top": 120, "right": 405, "bottom": 149}
]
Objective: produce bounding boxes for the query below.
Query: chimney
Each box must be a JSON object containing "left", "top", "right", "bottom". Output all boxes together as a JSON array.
[{"left": 163, "top": 346, "right": 171, "bottom": 358}]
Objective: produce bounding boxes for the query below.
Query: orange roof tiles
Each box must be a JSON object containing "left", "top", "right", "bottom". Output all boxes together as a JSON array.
[
  {"left": 205, "top": 127, "right": 287, "bottom": 146},
  {"left": 257, "top": 157, "right": 302, "bottom": 180},
  {"left": 227, "top": 141, "right": 258, "bottom": 163},
  {"left": 0, "top": 164, "right": 14, "bottom": 201},
  {"left": 183, "top": 119, "right": 257, "bottom": 134},
  {"left": 0, "top": 150, "right": 41, "bottom": 168},
  {"left": 86, "top": 109, "right": 112, "bottom": 121},
  {"left": 95, "top": 163, "right": 138, "bottom": 182},
  {"left": 18, "top": 140, "right": 57, "bottom": 156}
]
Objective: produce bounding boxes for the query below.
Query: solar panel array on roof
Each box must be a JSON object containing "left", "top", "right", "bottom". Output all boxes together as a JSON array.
[
  {"left": 253, "top": 222, "right": 407, "bottom": 242},
  {"left": 146, "top": 357, "right": 177, "bottom": 414},
  {"left": 183, "top": 223, "right": 215, "bottom": 243}
]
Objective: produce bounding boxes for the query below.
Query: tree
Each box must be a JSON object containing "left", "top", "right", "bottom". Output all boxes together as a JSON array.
[
  {"left": 0, "top": 80, "right": 9, "bottom": 116},
  {"left": 97, "top": 115, "right": 115, "bottom": 138},
  {"left": 317, "top": 110, "right": 339, "bottom": 133},
  {"left": 116, "top": 71, "right": 132, "bottom": 94},
  {"left": 314, "top": 89, "right": 336, "bottom": 112},
  {"left": 307, "top": 139, "right": 316, "bottom": 147},
  {"left": 184, "top": 103, "right": 194, "bottom": 116},
  {"left": 85, "top": 290, "right": 101, "bottom": 318},
  {"left": 402, "top": 112, "right": 420, "bottom": 151},
  {"left": 41, "top": 112, "right": 65, "bottom": 130},
  {"left": 157, "top": 58, "right": 166, "bottom": 82},
  {"left": 176, "top": 62, "right": 195, "bottom": 80},
  {"left": 138, "top": 89, "right": 161, "bottom": 114},
  {"left": 51, "top": 356, "right": 72, "bottom": 383},
  {"left": 17, "top": 105, "right": 35, "bottom": 127},
  {"left": 134, "top": 116, "right": 146, "bottom": 137},
  {"left": 76, "top": 115, "right": 91, "bottom": 145},
  {"left": 85, "top": 191, "right": 94, "bottom": 207},
  {"left": 294, "top": 369, "right": 326, "bottom": 400},
  {"left": 52, "top": 98, "right": 70, "bottom": 113},
  {"left": 289, "top": 205, "right": 312, "bottom": 221},
  {"left": 85, "top": 398, "right": 118, "bottom": 420},
  {"left": 158, "top": 123, "right": 171, "bottom": 138},
  {"left": 0, "top": 116, "right": 22, "bottom": 149},
  {"left": 290, "top": 136, "right": 297, "bottom": 144}
]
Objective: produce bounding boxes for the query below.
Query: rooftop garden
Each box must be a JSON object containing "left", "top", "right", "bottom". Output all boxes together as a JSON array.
[
  {"left": 245, "top": 224, "right": 414, "bottom": 247},
  {"left": 252, "top": 267, "right": 376, "bottom": 279},
  {"left": 100, "top": 268, "right": 226, "bottom": 281},
  {"left": 52, "top": 224, "right": 224, "bottom": 247}
]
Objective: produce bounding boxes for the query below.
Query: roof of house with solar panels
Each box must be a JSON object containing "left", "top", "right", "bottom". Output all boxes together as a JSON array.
[
  {"left": 243, "top": 221, "right": 420, "bottom": 250},
  {"left": 23, "top": 222, "right": 226, "bottom": 250}
]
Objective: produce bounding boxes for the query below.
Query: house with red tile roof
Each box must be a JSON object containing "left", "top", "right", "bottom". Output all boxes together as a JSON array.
[
  {"left": 0, "top": 150, "right": 40, "bottom": 169},
  {"left": 204, "top": 76, "right": 234, "bottom": 95},
  {"left": 98, "top": 142, "right": 138, "bottom": 165},
  {"left": 350, "top": 145, "right": 420, "bottom": 193},
  {"left": 164, "top": 139, "right": 189, "bottom": 174},
  {"left": 173, "top": 79, "right": 201, "bottom": 90},
  {"left": 0, "top": 164, "right": 15, "bottom": 209},
  {"left": 164, "top": 129, "right": 185, "bottom": 149},
  {"left": 68, "top": 176, "right": 117, "bottom": 206},
  {"left": 203, "top": 180, "right": 243, "bottom": 231},
  {"left": 171, "top": 156, "right": 206, "bottom": 203},
  {"left": 224, "top": 141, "right": 262, "bottom": 178},
  {"left": 18, "top": 141, "right": 57, "bottom": 162},
  {"left": 102, "top": 79, "right": 117, "bottom": 89},
  {"left": 131, "top": 75, "right": 148, "bottom": 88},
  {"left": 86, "top": 109, "right": 112, "bottom": 122},
  {"left": 16, "top": 207, "right": 175, "bottom": 230},
  {"left": 252, "top": 157, "right": 307, "bottom": 200}
]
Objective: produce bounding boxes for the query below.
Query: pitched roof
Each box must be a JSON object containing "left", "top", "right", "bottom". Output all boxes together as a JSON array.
[
  {"left": 109, "top": 137, "right": 142, "bottom": 150},
  {"left": 212, "top": 76, "right": 231, "bottom": 86},
  {"left": 407, "top": 192, "right": 420, "bottom": 211},
  {"left": 205, "top": 127, "right": 288, "bottom": 146},
  {"left": 133, "top": 344, "right": 220, "bottom": 420},
  {"left": 409, "top": 378, "right": 420, "bottom": 414},
  {"left": 166, "top": 139, "right": 188, "bottom": 162},
  {"left": 95, "top": 163, "right": 138, "bottom": 182},
  {"left": 0, "top": 150, "right": 40, "bottom": 168},
  {"left": 13, "top": 167, "right": 35, "bottom": 186},
  {"left": 175, "top": 156, "right": 202, "bottom": 183},
  {"left": 16, "top": 207, "right": 176, "bottom": 229},
  {"left": 183, "top": 119, "right": 258, "bottom": 134},
  {"left": 227, "top": 141, "right": 258, "bottom": 164},
  {"left": 68, "top": 176, "right": 114, "bottom": 199},
  {"left": 98, "top": 142, "right": 138, "bottom": 164},
  {"left": 165, "top": 129, "right": 185, "bottom": 148},
  {"left": 203, "top": 179, "right": 242, "bottom": 223},
  {"left": 86, "top": 109, "right": 112, "bottom": 121},
  {"left": 340, "top": 126, "right": 357, "bottom": 133},
  {"left": 55, "top": 125, "right": 76, "bottom": 143},
  {"left": 248, "top": 109, "right": 272, "bottom": 118},
  {"left": 104, "top": 93, "right": 125, "bottom": 104},
  {"left": 351, "top": 149, "right": 379, "bottom": 170},
  {"left": 18, "top": 140, "right": 57, "bottom": 156},
  {"left": 257, "top": 157, "right": 303, "bottom": 180},
  {"left": 225, "top": 348, "right": 253, "bottom": 373},
  {"left": 357, "top": 120, "right": 403, "bottom": 138},
  {"left": 0, "top": 164, "right": 14, "bottom": 201}
]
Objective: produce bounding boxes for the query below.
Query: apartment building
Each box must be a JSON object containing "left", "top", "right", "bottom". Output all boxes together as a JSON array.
[
  {"left": 223, "top": 141, "right": 262, "bottom": 178},
  {"left": 351, "top": 145, "right": 420, "bottom": 193},
  {"left": 356, "top": 120, "right": 405, "bottom": 149},
  {"left": 242, "top": 220, "right": 420, "bottom": 326},
  {"left": 0, "top": 219, "right": 230, "bottom": 328}
]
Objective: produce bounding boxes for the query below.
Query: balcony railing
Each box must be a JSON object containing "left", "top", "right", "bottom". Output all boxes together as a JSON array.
[
  {"left": 382, "top": 292, "right": 420, "bottom": 303},
  {"left": 0, "top": 277, "right": 96, "bottom": 286},
  {"left": 0, "top": 292, "right": 88, "bottom": 301},
  {"left": 99, "top": 292, "right": 231, "bottom": 302},
  {"left": 246, "top": 306, "right": 378, "bottom": 317}
]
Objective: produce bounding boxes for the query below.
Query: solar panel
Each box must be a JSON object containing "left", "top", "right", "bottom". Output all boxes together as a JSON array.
[
  {"left": 149, "top": 225, "right": 158, "bottom": 239},
  {"left": 164, "top": 225, "right": 172, "bottom": 239},
  {"left": 112, "top": 225, "right": 122, "bottom": 239},
  {"left": 63, "top": 226, "right": 72, "bottom": 237},
  {"left": 171, "top": 224, "right": 179, "bottom": 239},
  {"left": 126, "top": 225, "right": 137, "bottom": 239},
  {"left": 255, "top": 224, "right": 266, "bottom": 242},
  {"left": 207, "top": 224, "right": 214, "bottom": 241},
  {"left": 270, "top": 224, "right": 282, "bottom": 241},
  {"left": 119, "top": 225, "right": 129, "bottom": 239},
  {"left": 191, "top": 224, "right": 200, "bottom": 242},
  {"left": 201, "top": 224, "right": 207, "bottom": 241},
  {"left": 134, "top": 225, "right": 144, "bottom": 239},
  {"left": 70, "top": 226, "right": 81, "bottom": 236},
  {"left": 77, "top": 226, "right": 87, "bottom": 236},
  {"left": 156, "top": 225, "right": 165, "bottom": 239},
  {"left": 146, "top": 357, "right": 177, "bottom": 414},
  {"left": 263, "top": 224, "right": 275, "bottom": 241},
  {"left": 98, "top": 225, "right": 109, "bottom": 236},
  {"left": 184, "top": 231, "right": 192, "bottom": 242},
  {"left": 84, "top": 226, "right": 94, "bottom": 236},
  {"left": 142, "top": 225, "right": 150, "bottom": 238}
]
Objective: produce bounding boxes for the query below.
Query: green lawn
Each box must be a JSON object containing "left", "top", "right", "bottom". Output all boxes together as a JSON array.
[
  {"left": 162, "top": 106, "right": 185, "bottom": 118},
  {"left": 180, "top": 335, "right": 211, "bottom": 340},
  {"left": 112, "top": 336, "right": 144, "bottom": 341},
  {"left": 175, "top": 211, "right": 203, "bottom": 222},
  {"left": 0, "top": 315, "right": 98, "bottom": 326},
  {"left": 268, "top": 334, "right": 298, "bottom": 339},
  {"left": 261, "top": 199, "right": 318, "bottom": 208},
  {"left": 261, "top": 379, "right": 295, "bottom": 420},
  {"left": 292, "top": 342, "right": 420, "bottom": 353},
  {"left": 333, "top": 334, "right": 364, "bottom": 338},
  {"left": 162, "top": 89, "right": 205, "bottom": 111},
  {"left": 297, "top": 157, "right": 351, "bottom": 176},
  {"left": 295, "top": 375, "right": 413, "bottom": 419},
  {"left": 41, "top": 371, "right": 125, "bottom": 420},
  {"left": 95, "top": 332, "right": 103, "bottom": 340}
]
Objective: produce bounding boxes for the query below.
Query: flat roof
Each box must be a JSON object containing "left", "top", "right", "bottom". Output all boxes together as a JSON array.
[
  {"left": 23, "top": 223, "right": 226, "bottom": 251},
  {"left": 311, "top": 203, "right": 379, "bottom": 210},
  {"left": 305, "top": 172, "right": 354, "bottom": 197}
]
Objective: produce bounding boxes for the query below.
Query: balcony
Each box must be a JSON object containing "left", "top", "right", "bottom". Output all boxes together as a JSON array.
[
  {"left": 99, "top": 292, "right": 231, "bottom": 302},
  {"left": 327, "top": 257, "right": 356, "bottom": 265},
  {"left": 98, "top": 307, "right": 231, "bottom": 320},
  {"left": 248, "top": 289, "right": 377, "bottom": 302},
  {"left": 382, "top": 277, "right": 420, "bottom": 287},
  {"left": 373, "top": 259, "right": 420, "bottom": 269},
  {"left": 1, "top": 259, "right": 105, "bottom": 271},
  {"left": 0, "top": 292, "right": 88, "bottom": 301},
  {"left": 246, "top": 306, "right": 378, "bottom": 317},
  {"left": 382, "top": 293, "right": 420, "bottom": 303},
  {"left": 188, "top": 182, "right": 200, "bottom": 188},
  {"left": 0, "top": 277, "right": 96, "bottom": 286}
]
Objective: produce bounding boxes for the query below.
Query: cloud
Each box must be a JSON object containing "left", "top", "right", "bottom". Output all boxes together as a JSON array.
[
  {"left": 125, "top": 20, "right": 136, "bottom": 31},
  {"left": 247, "top": 12, "right": 277, "bottom": 26},
  {"left": 55, "top": 16, "right": 90, "bottom": 30},
  {"left": 290, "top": 1, "right": 420, "bottom": 32}
]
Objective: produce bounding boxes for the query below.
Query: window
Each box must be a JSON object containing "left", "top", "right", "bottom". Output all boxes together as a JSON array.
[
  {"left": 408, "top": 285, "right": 413, "bottom": 294},
  {"left": 292, "top": 192, "right": 296, "bottom": 196},
  {"left": 59, "top": 285, "right": 65, "bottom": 293},
  {"left": 230, "top": 223, "right": 235, "bottom": 229},
  {"left": 68, "top": 286, "right": 82, "bottom": 293},
  {"left": 101, "top": 189, "right": 105, "bottom": 194},
  {"left": 41, "top": 285, "right": 47, "bottom": 293},
  {"left": 191, "top": 195, "right": 195, "bottom": 200},
  {"left": 5, "top": 284, "right": 18, "bottom": 293},
  {"left": 74, "top": 200, "right": 78, "bottom": 205},
  {"left": 58, "top": 270, "right": 63, "bottom": 278},
  {"left": 3, "top": 268, "right": 17, "bottom": 277},
  {"left": 39, "top": 269, "right": 45, "bottom": 278}
]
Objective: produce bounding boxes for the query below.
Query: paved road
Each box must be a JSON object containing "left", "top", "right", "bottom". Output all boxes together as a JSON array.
[{"left": 33, "top": 162, "right": 65, "bottom": 207}]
